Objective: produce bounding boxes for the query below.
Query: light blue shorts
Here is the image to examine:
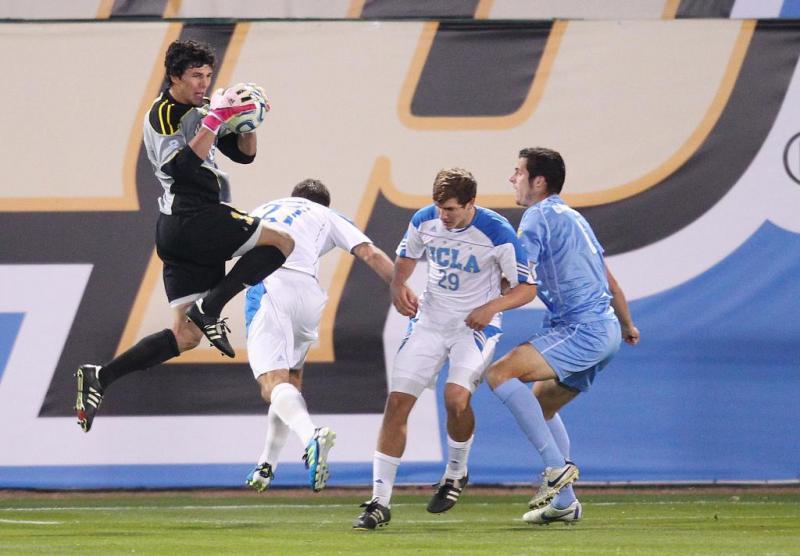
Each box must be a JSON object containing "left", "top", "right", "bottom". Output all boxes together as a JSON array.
[{"left": 527, "top": 318, "right": 621, "bottom": 393}]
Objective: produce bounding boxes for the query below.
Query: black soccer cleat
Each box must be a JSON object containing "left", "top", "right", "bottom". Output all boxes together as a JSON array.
[
  {"left": 427, "top": 473, "right": 469, "bottom": 513},
  {"left": 186, "top": 298, "right": 235, "bottom": 358},
  {"left": 352, "top": 499, "right": 391, "bottom": 530},
  {"left": 75, "top": 364, "right": 104, "bottom": 433}
]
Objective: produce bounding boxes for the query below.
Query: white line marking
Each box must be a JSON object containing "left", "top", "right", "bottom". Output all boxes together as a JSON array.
[{"left": 0, "top": 518, "right": 61, "bottom": 525}]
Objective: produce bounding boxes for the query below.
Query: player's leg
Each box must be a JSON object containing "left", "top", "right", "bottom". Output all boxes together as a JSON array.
[
  {"left": 426, "top": 383, "right": 473, "bottom": 513},
  {"left": 252, "top": 369, "right": 303, "bottom": 484},
  {"left": 522, "top": 382, "right": 583, "bottom": 524},
  {"left": 354, "top": 321, "right": 445, "bottom": 530},
  {"left": 352, "top": 391, "right": 415, "bottom": 531},
  {"left": 247, "top": 271, "right": 334, "bottom": 492},
  {"left": 182, "top": 207, "right": 292, "bottom": 357},
  {"left": 536, "top": 381, "right": 580, "bottom": 510},
  {"left": 486, "top": 343, "right": 568, "bottom": 466},
  {"left": 518, "top": 319, "right": 620, "bottom": 512},
  {"left": 426, "top": 327, "right": 494, "bottom": 513},
  {"left": 75, "top": 300, "right": 193, "bottom": 433}
]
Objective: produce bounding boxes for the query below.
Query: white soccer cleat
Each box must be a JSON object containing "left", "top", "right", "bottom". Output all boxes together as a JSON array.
[
  {"left": 523, "top": 500, "right": 582, "bottom": 525},
  {"left": 245, "top": 462, "right": 274, "bottom": 492},
  {"left": 528, "top": 461, "right": 580, "bottom": 509}
]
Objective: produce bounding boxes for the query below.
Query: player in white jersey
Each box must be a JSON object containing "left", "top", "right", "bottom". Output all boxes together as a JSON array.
[
  {"left": 485, "top": 148, "right": 640, "bottom": 524},
  {"left": 243, "top": 179, "right": 393, "bottom": 493},
  {"left": 353, "top": 168, "right": 536, "bottom": 530}
]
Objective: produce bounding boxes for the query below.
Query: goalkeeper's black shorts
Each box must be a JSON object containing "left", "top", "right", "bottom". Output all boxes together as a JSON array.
[{"left": 155, "top": 203, "right": 261, "bottom": 305}]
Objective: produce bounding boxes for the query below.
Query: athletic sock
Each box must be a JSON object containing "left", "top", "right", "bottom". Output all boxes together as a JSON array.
[
  {"left": 372, "top": 451, "right": 400, "bottom": 507},
  {"left": 97, "top": 329, "right": 179, "bottom": 389},
  {"left": 269, "top": 382, "right": 316, "bottom": 446},
  {"left": 258, "top": 404, "right": 291, "bottom": 469},
  {"left": 548, "top": 413, "right": 577, "bottom": 509},
  {"left": 444, "top": 435, "right": 474, "bottom": 480},
  {"left": 493, "top": 379, "right": 565, "bottom": 468},
  {"left": 202, "top": 246, "right": 286, "bottom": 316}
]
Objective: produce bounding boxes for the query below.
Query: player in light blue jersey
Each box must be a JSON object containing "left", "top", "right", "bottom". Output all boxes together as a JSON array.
[
  {"left": 354, "top": 168, "right": 536, "bottom": 530},
  {"left": 486, "top": 147, "right": 640, "bottom": 525}
]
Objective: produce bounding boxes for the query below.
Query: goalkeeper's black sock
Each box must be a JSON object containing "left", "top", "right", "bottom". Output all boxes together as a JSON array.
[
  {"left": 97, "top": 329, "right": 180, "bottom": 389},
  {"left": 201, "top": 246, "right": 286, "bottom": 316}
]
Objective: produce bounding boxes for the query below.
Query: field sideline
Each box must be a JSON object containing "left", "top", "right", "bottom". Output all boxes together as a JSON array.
[{"left": 1, "top": 486, "right": 798, "bottom": 555}]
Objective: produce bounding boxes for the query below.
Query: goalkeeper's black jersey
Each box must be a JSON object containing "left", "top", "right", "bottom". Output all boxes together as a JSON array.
[{"left": 142, "top": 90, "right": 254, "bottom": 215}]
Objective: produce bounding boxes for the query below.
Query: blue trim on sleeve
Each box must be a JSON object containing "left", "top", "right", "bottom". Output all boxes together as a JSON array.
[
  {"left": 472, "top": 207, "right": 519, "bottom": 246},
  {"left": 410, "top": 204, "right": 438, "bottom": 228}
]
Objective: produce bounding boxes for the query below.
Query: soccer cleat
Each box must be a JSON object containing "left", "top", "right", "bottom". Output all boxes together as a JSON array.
[
  {"left": 528, "top": 461, "right": 579, "bottom": 509},
  {"left": 352, "top": 499, "right": 391, "bottom": 530},
  {"left": 75, "top": 364, "right": 104, "bottom": 433},
  {"left": 245, "top": 462, "right": 274, "bottom": 492},
  {"left": 523, "top": 500, "right": 582, "bottom": 525},
  {"left": 302, "top": 427, "right": 336, "bottom": 492},
  {"left": 427, "top": 473, "right": 469, "bottom": 513},
  {"left": 186, "top": 299, "right": 235, "bottom": 358}
]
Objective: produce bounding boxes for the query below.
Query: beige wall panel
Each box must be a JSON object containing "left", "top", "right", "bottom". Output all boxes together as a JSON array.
[
  {"left": 530, "top": 19, "right": 744, "bottom": 196},
  {"left": 487, "top": 0, "right": 668, "bottom": 20},
  {"left": 0, "top": 23, "right": 171, "bottom": 202},
  {"left": 219, "top": 20, "right": 742, "bottom": 205},
  {"left": 0, "top": 0, "right": 103, "bottom": 19},
  {"left": 176, "top": 0, "right": 353, "bottom": 19}
]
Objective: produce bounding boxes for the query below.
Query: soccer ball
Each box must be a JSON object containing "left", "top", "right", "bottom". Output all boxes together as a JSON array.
[{"left": 226, "top": 84, "right": 269, "bottom": 133}]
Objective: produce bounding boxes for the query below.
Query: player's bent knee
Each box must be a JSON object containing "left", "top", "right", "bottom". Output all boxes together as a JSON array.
[
  {"left": 383, "top": 391, "right": 417, "bottom": 421},
  {"left": 486, "top": 360, "right": 514, "bottom": 390},
  {"left": 443, "top": 385, "right": 471, "bottom": 415}
]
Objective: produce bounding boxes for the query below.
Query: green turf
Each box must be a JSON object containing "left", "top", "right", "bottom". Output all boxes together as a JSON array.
[{"left": 1, "top": 491, "right": 798, "bottom": 555}]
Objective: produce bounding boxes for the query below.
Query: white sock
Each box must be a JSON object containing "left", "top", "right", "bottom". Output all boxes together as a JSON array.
[
  {"left": 444, "top": 435, "right": 474, "bottom": 479},
  {"left": 372, "top": 451, "right": 401, "bottom": 507},
  {"left": 269, "top": 382, "right": 316, "bottom": 446},
  {"left": 257, "top": 404, "right": 290, "bottom": 469}
]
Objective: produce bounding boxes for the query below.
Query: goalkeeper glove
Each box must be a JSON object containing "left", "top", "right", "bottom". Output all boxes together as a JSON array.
[{"left": 201, "top": 87, "right": 257, "bottom": 135}]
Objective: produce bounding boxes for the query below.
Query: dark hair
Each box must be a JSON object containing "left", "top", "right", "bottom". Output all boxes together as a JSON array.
[
  {"left": 292, "top": 178, "right": 331, "bottom": 207},
  {"left": 163, "top": 39, "right": 215, "bottom": 86},
  {"left": 432, "top": 168, "right": 477, "bottom": 206},
  {"left": 519, "top": 147, "right": 566, "bottom": 194}
]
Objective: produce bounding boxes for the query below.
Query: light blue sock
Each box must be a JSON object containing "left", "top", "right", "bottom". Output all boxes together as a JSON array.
[
  {"left": 493, "top": 379, "right": 565, "bottom": 468},
  {"left": 548, "top": 413, "right": 577, "bottom": 509}
]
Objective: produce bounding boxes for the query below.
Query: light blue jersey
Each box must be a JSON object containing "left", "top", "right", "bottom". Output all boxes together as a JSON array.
[{"left": 519, "top": 195, "right": 615, "bottom": 325}]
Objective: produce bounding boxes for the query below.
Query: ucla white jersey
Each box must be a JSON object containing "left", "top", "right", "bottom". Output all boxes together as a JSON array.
[
  {"left": 250, "top": 197, "right": 370, "bottom": 279},
  {"left": 397, "top": 204, "right": 533, "bottom": 325}
]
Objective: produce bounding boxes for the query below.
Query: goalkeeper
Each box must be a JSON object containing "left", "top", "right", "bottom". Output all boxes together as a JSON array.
[{"left": 74, "top": 39, "right": 293, "bottom": 433}]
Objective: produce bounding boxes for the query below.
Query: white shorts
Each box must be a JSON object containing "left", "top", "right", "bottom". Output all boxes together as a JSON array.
[
  {"left": 246, "top": 268, "right": 326, "bottom": 378},
  {"left": 391, "top": 318, "right": 501, "bottom": 398}
]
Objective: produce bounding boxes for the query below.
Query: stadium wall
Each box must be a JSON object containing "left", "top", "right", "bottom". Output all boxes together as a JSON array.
[{"left": 0, "top": 11, "right": 798, "bottom": 488}]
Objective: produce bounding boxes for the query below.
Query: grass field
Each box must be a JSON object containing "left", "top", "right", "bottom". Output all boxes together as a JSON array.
[{"left": 1, "top": 487, "right": 798, "bottom": 555}]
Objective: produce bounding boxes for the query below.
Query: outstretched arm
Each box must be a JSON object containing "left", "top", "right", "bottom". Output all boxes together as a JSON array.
[
  {"left": 606, "top": 266, "right": 640, "bottom": 345},
  {"left": 464, "top": 283, "right": 537, "bottom": 331},
  {"left": 352, "top": 242, "right": 394, "bottom": 284},
  {"left": 390, "top": 256, "right": 419, "bottom": 317}
]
